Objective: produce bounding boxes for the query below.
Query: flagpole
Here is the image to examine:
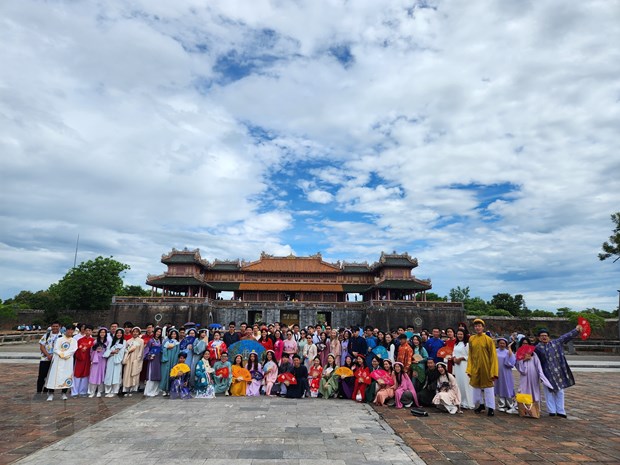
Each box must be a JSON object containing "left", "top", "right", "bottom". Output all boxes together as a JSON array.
[{"left": 73, "top": 234, "right": 79, "bottom": 268}]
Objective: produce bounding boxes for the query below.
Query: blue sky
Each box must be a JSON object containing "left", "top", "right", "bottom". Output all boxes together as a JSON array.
[{"left": 1, "top": 0, "right": 619, "bottom": 311}]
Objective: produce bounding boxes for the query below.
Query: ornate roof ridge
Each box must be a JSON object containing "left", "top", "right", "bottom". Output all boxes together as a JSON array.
[{"left": 161, "top": 248, "right": 210, "bottom": 267}]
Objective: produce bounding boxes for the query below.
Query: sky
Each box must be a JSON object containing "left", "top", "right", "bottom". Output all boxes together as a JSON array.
[{"left": 1, "top": 0, "right": 619, "bottom": 311}]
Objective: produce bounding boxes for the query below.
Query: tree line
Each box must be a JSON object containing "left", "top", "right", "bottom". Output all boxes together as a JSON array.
[{"left": 0, "top": 256, "right": 149, "bottom": 326}]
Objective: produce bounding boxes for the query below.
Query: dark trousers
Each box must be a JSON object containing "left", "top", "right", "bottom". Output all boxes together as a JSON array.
[{"left": 37, "top": 360, "right": 51, "bottom": 393}]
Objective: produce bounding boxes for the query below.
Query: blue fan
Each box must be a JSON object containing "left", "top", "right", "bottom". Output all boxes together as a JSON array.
[
  {"left": 208, "top": 323, "right": 223, "bottom": 329},
  {"left": 372, "top": 345, "right": 389, "bottom": 359}
]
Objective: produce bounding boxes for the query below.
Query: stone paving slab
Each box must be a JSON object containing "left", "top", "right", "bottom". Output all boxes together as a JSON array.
[
  {"left": 13, "top": 396, "right": 422, "bottom": 465},
  {"left": 0, "top": 364, "right": 144, "bottom": 465},
  {"left": 376, "top": 371, "right": 620, "bottom": 465}
]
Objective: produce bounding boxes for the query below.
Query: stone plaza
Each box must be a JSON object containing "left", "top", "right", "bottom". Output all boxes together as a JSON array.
[{"left": 1, "top": 353, "right": 619, "bottom": 465}]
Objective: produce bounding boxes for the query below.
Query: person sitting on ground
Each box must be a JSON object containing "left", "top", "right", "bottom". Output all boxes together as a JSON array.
[
  {"left": 417, "top": 358, "right": 440, "bottom": 407},
  {"left": 285, "top": 354, "right": 308, "bottom": 399},
  {"left": 169, "top": 353, "right": 191, "bottom": 399},
  {"left": 432, "top": 362, "right": 461, "bottom": 414},
  {"left": 393, "top": 361, "right": 419, "bottom": 409}
]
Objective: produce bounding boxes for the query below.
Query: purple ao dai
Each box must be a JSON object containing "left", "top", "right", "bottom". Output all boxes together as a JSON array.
[{"left": 494, "top": 348, "right": 516, "bottom": 398}]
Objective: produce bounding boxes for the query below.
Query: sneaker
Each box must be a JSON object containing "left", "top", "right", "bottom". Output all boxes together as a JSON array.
[
  {"left": 105, "top": 394, "right": 115, "bottom": 398},
  {"left": 96, "top": 393, "right": 101, "bottom": 398},
  {"left": 88, "top": 394, "right": 95, "bottom": 398},
  {"left": 62, "top": 394, "right": 68, "bottom": 400},
  {"left": 46, "top": 394, "right": 53, "bottom": 402},
  {"left": 403, "top": 401, "right": 413, "bottom": 408},
  {"left": 487, "top": 408, "right": 494, "bottom": 417},
  {"left": 557, "top": 413, "right": 567, "bottom": 418},
  {"left": 498, "top": 407, "right": 506, "bottom": 412},
  {"left": 506, "top": 407, "right": 518, "bottom": 415}
]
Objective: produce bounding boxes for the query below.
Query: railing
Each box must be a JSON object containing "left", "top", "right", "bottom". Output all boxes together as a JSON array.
[
  {"left": 112, "top": 296, "right": 463, "bottom": 309},
  {"left": 113, "top": 296, "right": 208, "bottom": 304},
  {"left": 0, "top": 332, "right": 46, "bottom": 345}
]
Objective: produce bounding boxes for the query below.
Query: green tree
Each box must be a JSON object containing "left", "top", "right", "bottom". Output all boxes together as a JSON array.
[
  {"left": 0, "top": 302, "right": 17, "bottom": 324},
  {"left": 464, "top": 297, "right": 494, "bottom": 315},
  {"left": 556, "top": 307, "right": 573, "bottom": 318},
  {"left": 121, "top": 285, "right": 151, "bottom": 297},
  {"left": 490, "top": 293, "right": 524, "bottom": 316},
  {"left": 599, "top": 212, "right": 620, "bottom": 263},
  {"left": 530, "top": 309, "right": 556, "bottom": 317},
  {"left": 425, "top": 292, "right": 447, "bottom": 301},
  {"left": 54, "top": 256, "right": 130, "bottom": 311},
  {"left": 449, "top": 286, "right": 470, "bottom": 303},
  {"left": 568, "top": 311, "right": 605, "bottom": 331}
]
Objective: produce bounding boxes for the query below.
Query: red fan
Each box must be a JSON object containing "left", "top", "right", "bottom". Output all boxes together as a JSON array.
[
  {"left": 277, "top": 373, "right": 297, "bottom": 385},
  {"left": 516, "top": 344, "right": 536, "bottom": 361},
  {"left": 370, "top": 369, "right": 394, "bottom": 386},
  {"left": 437, "top": 346, "right": 453, "bottom": 359},
  {"left": 578, "top": 317, "right": 591, "bottom": 341},
  {"left": 357, "top": 370, "right": 371, "bottom": 385},
  {"left": 215, "top": 367, "right": 229, "bottom": 378}
]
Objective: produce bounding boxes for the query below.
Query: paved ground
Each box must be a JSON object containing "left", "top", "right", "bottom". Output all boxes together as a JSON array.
[
  {"left": 0, "top": 365, "right": 144, "bottom": 465},
  {"left": 2, "top": 360, "right": 619, "bottom": 465},
  {"left": 12, "top": 395, "right": 420, "bottom": 465},
  {"left": 376, "top": 371, "right": 620, "bottom": 465}
]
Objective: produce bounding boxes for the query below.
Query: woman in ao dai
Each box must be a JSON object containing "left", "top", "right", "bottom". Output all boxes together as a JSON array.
[
  {"left": 103, "top": 329, "right": 126, "bottom": 397},
  {"left": 452, "top": 329, "right": 474, "bottom": 410}
]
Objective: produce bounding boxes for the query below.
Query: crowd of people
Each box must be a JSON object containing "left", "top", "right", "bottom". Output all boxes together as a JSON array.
[{"left": 37, "top": 318, "right": 584, "bottom": 418}]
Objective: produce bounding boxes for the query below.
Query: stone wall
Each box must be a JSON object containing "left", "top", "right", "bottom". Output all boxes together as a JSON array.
[
  {"left": 466, "top": 315, "right": 618, "bottom": 340},
  {"left": 108, "top": 300, "right": 464, "bottom": 330}
]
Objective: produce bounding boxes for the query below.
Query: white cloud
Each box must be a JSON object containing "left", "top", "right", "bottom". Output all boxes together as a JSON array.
[{"left": 1, "top": 0, "right": 619, "bottom": 312}]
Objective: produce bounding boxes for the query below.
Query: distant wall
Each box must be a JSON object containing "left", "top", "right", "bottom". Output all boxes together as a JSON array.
[
  {"left": 11, "top": 305, "right": 617, "bottom": 341},
  {"left": 108, "top": 300, "right": 466, "bottom": 331},
  {"left": 466, "top": 315, "right": 618, "bottom": 340}
]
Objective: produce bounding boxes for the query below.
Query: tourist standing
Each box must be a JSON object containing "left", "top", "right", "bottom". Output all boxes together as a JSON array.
[
  {"left": 329, "top": 329, "right": 341, "bottom": 365},
  {"left": 302, "top": 335, "right": 317, "bottom": 370},
  {"left": 425, "top": 327, "right": 445, "bottom": 363},
  {"left": 88, "top": 328, "right": 108, "bottom": 398},
  {"left": 143, "top": 327, "right": 163, "bottom": 397},
  {"left": 495, "top": 337, "right": 518, "bottom": 414},
  {"left": 223, "top": 322, "right": 240, "bottom": 347},
  {"left": 122, "top": 327, "right": 145, "bottom": 396},
  {"left": 396, "top": 334, "right": 413, "bottom": 374},
  {"left": 207, "top": 331, "right": 227, "bottom": 366},
  {"left": 37, "top": 322, "right": 61, "bottom": 394},
  {"left": 515, "top": 339, "right": 552, "bottom": 408},
  {"left": 283, "top": 331, "right": 298, "bottom": 359},
  {"left": 45, "top": 325, "right": 78, "bottom": 401},
  {"left": 72, "top": 324, "right": 94, "bottom": 397},
  {"left": 452, "top": 329, "right": 474, "bottom": 410},
  {"left": 466, "top": 318, "right": 498, "bottom": 416},
  {"left": 160, "top": 329, "right": 180, "bottom": 396},
  {"left": 103, "top": 329, "right": 126, "bottom": 397},
  {"left": 535, "top": 325, "right": 583, "bottom": 417}
]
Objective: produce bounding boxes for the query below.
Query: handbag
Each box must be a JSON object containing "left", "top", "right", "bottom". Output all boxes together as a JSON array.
[{"left": 516, "top": 393, "right": 540, "bottom": 419}]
